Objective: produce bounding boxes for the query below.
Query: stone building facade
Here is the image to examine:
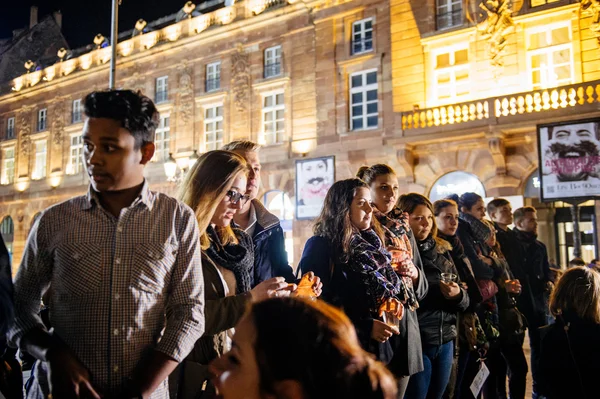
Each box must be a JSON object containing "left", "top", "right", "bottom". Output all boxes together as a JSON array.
[{"left": 0, "top": 0, "right": 599, "bottom": 270}]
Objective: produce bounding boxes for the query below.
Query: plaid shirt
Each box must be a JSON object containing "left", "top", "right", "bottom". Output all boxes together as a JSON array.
[{"left": 10, "top": 181, "right": 205, "bottom": 398}]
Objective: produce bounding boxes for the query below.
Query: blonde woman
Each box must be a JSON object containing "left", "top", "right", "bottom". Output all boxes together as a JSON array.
[
  {"left": 539, "top": 267, "right": 600, "bottom": 399},
  {"left": 172, "top": 150, "right": 291, "bottom": 398}
]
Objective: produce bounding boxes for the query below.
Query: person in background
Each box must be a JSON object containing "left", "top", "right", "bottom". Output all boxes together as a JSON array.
[
  {"left": 299, "top": 179, "right": 404, "bottom": 369},
  {"left": 221, "top": 141, "right": 296, "bottom": 284},
  {"left": 399, "top": 193, "right": 469, "bottom": 399},
  {"left": 173, "top": 150, "right": 295, "bottom": 398},
  {"left": 210, "top": 297, "right": 398, "bottom": 399},
  {"left": 568, "top": 258, "right": 586, "bottom": 268},
  {"left": 357, "top": 164, "right": 428, "bottom": 397},
  {"left": 434, "top": 198, "right": 485, "bottom": 399},
  {"left": 538, "top": 267, "right": 600, "bottom": 399},
  {"left": 480, "top": 220, "right": 527, "bottom": 399},
  {"left": 9, "top": 90, "right": 205, "bottom": 398},
  {"left": 512, "top": 206, "right": 553, "bottom": 399}
]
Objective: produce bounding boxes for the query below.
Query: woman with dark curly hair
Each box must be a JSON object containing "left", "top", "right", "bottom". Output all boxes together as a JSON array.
[
  {"left": 298, "top": 178, "right": 404, "bottom": 366},
  {"left": 210, "top": 297, "right": 398, "bottom": 399}
]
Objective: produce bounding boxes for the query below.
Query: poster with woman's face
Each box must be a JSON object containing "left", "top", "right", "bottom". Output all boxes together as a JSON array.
[
  {"left": 295, "top": 156, "right": 335, "bottom": 219},
  {"left": 538, "top": 119, "right": 600, "bottom": 201}
]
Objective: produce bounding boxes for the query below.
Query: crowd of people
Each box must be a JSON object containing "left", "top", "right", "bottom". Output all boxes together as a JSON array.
[{"left": 0, "top": 89, "right": 598, "bottom": 399}]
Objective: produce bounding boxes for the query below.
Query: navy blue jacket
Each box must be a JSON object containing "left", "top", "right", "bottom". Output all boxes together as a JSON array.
[{"left": 250, "top": 200, "right": 296, "bottom": 285}]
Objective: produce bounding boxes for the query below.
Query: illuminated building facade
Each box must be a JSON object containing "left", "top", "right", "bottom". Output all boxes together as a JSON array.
[{"left": 0, "top": 0, "right": 598, "bottom": 270}]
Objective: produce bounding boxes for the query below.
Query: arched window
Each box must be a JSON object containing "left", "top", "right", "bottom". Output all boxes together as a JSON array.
[
  {"left": 429, "top": 171, "right": 486, "bottom": 202},
  {"left": 0, "top": 216, "right": 14, "bottom": 255}
]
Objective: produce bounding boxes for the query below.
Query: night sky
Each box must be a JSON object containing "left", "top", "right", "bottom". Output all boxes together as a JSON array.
[{"left": 0, "top": 0, "right": 189, "bottom": 49}]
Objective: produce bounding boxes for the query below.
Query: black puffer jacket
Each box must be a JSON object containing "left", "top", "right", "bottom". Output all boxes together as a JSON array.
[{"left": 416, "top": 236, "right": 470, "bottom": 346}]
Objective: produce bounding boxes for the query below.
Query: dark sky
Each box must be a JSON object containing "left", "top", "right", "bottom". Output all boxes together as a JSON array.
[{"left": 0, "top": 0, "right": 184, "bottom": 49}]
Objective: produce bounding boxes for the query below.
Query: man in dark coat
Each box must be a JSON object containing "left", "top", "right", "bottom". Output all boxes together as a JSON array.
[
  {"left": 512, "top": 206, "right": 553, "bottom": 399},
  {"left": 222, "top": 141, "right": 297, "bottom": 284}
]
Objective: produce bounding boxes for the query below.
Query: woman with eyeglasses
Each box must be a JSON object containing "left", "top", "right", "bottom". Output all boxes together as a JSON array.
[{"left": 171, "top": 150, "right": 293, "bottom": 399}]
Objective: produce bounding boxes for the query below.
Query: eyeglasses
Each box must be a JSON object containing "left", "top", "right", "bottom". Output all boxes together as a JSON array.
[{"left": 226, "top": 190, "right": 250, "bottom": 205}]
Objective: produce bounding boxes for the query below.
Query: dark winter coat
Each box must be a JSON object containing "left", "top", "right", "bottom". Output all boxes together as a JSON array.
[
  {"left": 250, "top": 200, "right": 296, "bottom": 285},
  {"left": 416, "top": 236, "right": 469, "bottom": 346}
]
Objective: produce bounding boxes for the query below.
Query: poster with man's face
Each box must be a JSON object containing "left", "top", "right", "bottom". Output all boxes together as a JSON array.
[
  {"left": 538, "top": 119, "right": 600, "bottom": 201},
  {"left": 295, "top": 156, "right": 335, "bottom": 219}
]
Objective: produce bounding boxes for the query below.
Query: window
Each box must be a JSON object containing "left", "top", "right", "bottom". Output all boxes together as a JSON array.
[
  {"left": 531, "top": 0, "right": 560, "bottom": 6},
  {"left": 67, "top": 135, "right": 83, "bottom": 175},
  {"left": 433, "top": 47, "right": 470, "bottom": 102},
  {"left": 6, "top": 118, "right": 14, "bottom": 140},
  {"left": 1, "top": 147, "right": 14, "bottom": 185},
  {"left": 527, "top": 23, "right": 573, "bottom": 90},
  {"left": 206, "top": 62, "right": 221, "bottom": 92},
  {"left": 72, "top": 99, "right": 82, "bottom": 124},
  {"left": 264, "top": 46, "right": 282, "bottom": 78},
  {"left": 352, "top": 19, "right": 373, "bottom": 55},
  {"left": 32, "top": 140, "right": 47, "bottom": 180},
  {"left": 436, "top": 0, "right": 462, "bottom": 30},
  {"left": 350, "top": 70, "right": 378, "bottom": 130},
  {"left": 0, "top": 216, "right": 13, "bottom": 255},
  {"left": 262, "top": 92, "right": 285, "bottom": 145},
  {"left": 204, "top": 105, "right": 224, "bottom": 151},
  {"left": 154, "top": 115, "right": 170, "bottom": 162},
  {"left": 155, "top": 76, "right": 168, "bottom": 103},
  {"left": 38, "top": 108, "right": 47, "bottom": 132}
]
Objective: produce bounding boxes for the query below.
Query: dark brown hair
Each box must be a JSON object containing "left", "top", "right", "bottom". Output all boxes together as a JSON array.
[
  {"left": 397, "top": 192, "right": 438, "bottom": 238},
  {"left": 513, "top": 206, "right": 537, "bottom": 224},
  {"left": 313, "top": 178, "right": 384, "bottom": 262},
  {"left": 486, "top": 198, "right": 510, "bottom": 216},
  {"left": 433, "top": 198, "right": 458, "bottom": 216},
  {"left": 251, "top": 298, "right": 398, "bottom": 399},
  {"left": 356, "top": 164, "right": 396, "bottom": 185}
]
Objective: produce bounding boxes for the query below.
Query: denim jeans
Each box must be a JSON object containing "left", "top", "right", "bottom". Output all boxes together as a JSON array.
[{"left": 405, "top": 341, "right": 454, "bottom": 399}]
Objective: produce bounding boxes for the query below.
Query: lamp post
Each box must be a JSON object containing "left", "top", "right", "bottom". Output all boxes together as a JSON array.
[
  {"left": 109, "top": 0, "right": 119, "bottom": 89},
  {"left": 163, "top": 151, "right": 201, "bottom": 182}
]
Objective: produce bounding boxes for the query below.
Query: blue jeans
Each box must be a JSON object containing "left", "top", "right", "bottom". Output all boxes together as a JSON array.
[{"left": 405, "top": 341, "right": 454, "bottom": 399}]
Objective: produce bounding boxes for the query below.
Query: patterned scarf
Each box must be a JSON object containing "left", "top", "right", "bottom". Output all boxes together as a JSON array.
[
  {"left": 373, "top": 208, "right": 419, "bottom": 310},
  {"left": 346, "top": 229, "right": 402, "bottom": 311},
  {"left": 205, "top": 226, "right": 255, "bottom": 294},
  {"left": 460, "top": 212, "right": 492, "bottom": 243}
]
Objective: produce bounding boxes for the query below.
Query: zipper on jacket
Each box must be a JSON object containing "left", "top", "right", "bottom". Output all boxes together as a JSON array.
[{"left": 439, "top": 311, "right": 444, "bottom": 346}]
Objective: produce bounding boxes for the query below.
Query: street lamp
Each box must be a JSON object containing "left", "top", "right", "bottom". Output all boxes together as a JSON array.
[
  {"left": 188, "top": 150, "right": 199, "bottom": 168},
  {"left": 164, "top": 153, "right": 178, "bottom": 182}
]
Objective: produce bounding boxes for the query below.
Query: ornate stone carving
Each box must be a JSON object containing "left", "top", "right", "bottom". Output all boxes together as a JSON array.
[
  {"left": 468, "top": 0, "right": 522, "bottom": 70},
  {"left": 177, "top": 65, "right": 194, "bottom": 125},
  {"left": 50, "top": 99, "right": 66, "bottom": 146},
  {"left": 396, "top": 144, "right": 415, "bottom": 184},
  {"left": 231, "top": 44, "right": 251, "bottom": 113},
  {"left": 580, "top": 0, "right": 600, "bottom": 46},
  {"left": 19, "top": 107, "right": 32, "bottom": 156},
  {"left": 487, "top": 135, "right": 506, "bottom": 175}
]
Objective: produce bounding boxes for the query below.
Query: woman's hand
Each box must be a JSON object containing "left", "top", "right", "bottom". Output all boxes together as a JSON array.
[
  {"left": 389, "top": 250, "right": 418, "bottom": 282},
  {"left": 293, "top": 272, "right": 323, "bottom": 298},
  {"left": 249, "top": 277, "right": 290, "bottom": 302},
  {"left": 371, "top": 320, "right": 398, "bottom": 343},
  {"left": 505, "top": 279, "right": 522, "bottom": 295},
  {"left": 440, "top": 281, "right": 461, "bottom": 299},
  {"left": 378, "top": 298, "right": 404, "bottom": 320}
]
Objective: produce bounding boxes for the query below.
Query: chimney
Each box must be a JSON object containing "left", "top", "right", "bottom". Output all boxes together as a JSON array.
[
  {"left": 30, "top": 6, "right": 38, "bottom": 29},
  {"left": 53, "top": 11, "right": 62, "bottom": 29}
]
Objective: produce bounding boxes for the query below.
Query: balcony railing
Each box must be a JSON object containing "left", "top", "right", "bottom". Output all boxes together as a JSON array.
[
  {"left": 206, "top": 78, "right": 220, "bottom": 92},
  {"left": 352, "top": 38, "right": 373, "bottom": 55},
  {"left": 264, "top": 62, "right": 281, "bottom": 78},
  {"left": 401, "top": 81, "right": 600, "bottom": 131},
  {"left": 155, "top": 91, "right": 168, "bottom": 104},
  {"left": 437, "top": 9, "right": 462, "bottom": 30}
]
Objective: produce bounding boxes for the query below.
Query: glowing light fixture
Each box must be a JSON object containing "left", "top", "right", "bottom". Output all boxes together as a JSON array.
[{"left": 164, "top": 153, "right": 178, "bottom": 181}]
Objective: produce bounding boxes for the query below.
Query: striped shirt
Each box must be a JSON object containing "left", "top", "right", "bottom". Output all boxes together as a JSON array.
[{"left": 10, "top": 181, "right": 205, "bottom": 398}]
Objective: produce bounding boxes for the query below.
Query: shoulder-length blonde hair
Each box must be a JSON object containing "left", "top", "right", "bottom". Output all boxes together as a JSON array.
[
  {"left": 550, "top": 266, "right": 600, "bottom": 324},
  {"left": 177, "top": 150, "right": 248, "bottom": 249}
]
